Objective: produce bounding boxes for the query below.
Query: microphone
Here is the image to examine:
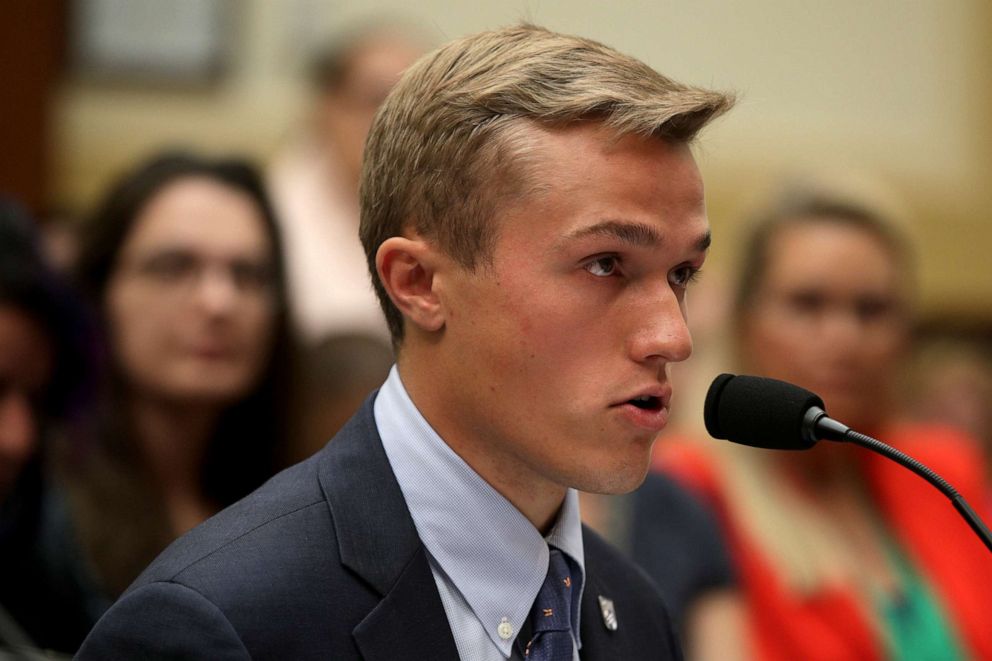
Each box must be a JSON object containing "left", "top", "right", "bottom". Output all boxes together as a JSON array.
[{"left": 704, "top": 373, "right": 992, "bottom": 553}]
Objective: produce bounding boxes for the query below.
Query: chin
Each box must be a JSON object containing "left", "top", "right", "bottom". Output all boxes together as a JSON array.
[
  {"left": 826, "top": 394, "right": 888, "bottom": 431},
  {"left": 571, "top": 457, "right": 650, "bottom": 496},
  {"left": 166, "top": 375, "right": 255, "bottom": 404}
]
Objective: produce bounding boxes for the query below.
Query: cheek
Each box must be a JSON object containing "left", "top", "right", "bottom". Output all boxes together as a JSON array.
[
  {"left": 241, "top": 297, "right": 276, "bottom": 345},
  {"left": 746, "top": 317, "right": 806, "bottom": 368},
  {"left": 239, "top": 300, "right": 278, "bottom": 373},
  {"left": 497, "top": 295, "right": 587, "bottom": 369},
  {"left": 862, "top": 330, "right": 906, "bottom": 372},
  {"left": 106, "top": 287, "right": 174, "bottom": 379}
]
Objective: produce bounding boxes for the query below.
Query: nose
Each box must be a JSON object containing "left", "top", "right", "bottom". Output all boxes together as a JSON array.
[
  {"left": 194, "top": 266, "right": 239, "bottom": 316},
  {"left": 0, "top": 392, "right": 38, "bottom": 472},
  {"left": 628, "top": 287, "right": 693, "bottom": 365},
  {"left": 818, "top": 306, "right": 865, "bottom": 350}
]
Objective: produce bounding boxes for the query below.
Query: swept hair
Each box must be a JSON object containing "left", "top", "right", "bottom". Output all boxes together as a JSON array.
[{"left": 360, "top": 24, "right": 734, "bottom": 345}]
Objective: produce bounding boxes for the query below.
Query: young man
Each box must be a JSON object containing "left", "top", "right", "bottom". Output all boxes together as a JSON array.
[{"left": 78, "top": 25, "right": 732, "bottom": 660}]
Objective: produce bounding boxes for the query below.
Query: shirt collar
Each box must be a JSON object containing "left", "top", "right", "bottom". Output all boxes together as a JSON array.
[{"left": 374, "top": 366, "right": 585, "bottom": 656}]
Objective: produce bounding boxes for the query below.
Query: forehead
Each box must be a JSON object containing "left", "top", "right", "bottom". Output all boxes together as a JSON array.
[
  {"left": 762, "top": 219, "right": 902, "bottom": 290},
  {"left": 494, "top": 122, "right": 708, "bottom": 244},
  {"left": 121, "top": 177, "right": 270, "bottom": 258}
]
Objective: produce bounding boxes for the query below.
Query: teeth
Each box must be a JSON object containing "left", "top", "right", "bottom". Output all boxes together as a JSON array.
[{"left": 633, "top": 395, "right": 652, "bottom": 402}]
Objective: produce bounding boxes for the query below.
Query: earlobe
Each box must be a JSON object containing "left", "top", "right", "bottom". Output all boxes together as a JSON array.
[{"left": 376, "top": 237, "right": 445, "bottom": 333}]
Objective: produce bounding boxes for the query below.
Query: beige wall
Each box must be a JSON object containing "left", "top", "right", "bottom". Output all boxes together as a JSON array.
[{"left": 52, "top": 0, "right": 992, "bottom": 321}]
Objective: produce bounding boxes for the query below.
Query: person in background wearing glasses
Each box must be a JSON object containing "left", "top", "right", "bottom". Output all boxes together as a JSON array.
[
  {"left": 77, "top": 25, "right": 732, "bottom": 660},
  {"left": 57, "top": 153, "right": 297, "bottom": 617}
]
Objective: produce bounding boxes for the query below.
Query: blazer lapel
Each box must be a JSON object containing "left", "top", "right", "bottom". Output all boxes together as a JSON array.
[
  {"left": 579, "top": 571, "right": 621, "bottom": 660},
  {"left": 352, "top": 544, "right": 460, "bottom": 661},
  {"left": 317, "top": 397, "right": 460, "bottom": 661}
]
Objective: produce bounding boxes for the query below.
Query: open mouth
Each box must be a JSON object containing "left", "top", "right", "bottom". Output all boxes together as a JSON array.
[{"left": 627, "top": 395, "right": 662, "bottom": 411}]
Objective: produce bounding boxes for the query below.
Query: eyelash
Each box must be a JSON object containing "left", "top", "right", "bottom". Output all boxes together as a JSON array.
[
  {"left": 671, "top": 265, "right": 702, "bottom": 288},
  {"left": 582, "top": 255, "right": 703, "bottom": 288},
  {"left": 584, "top": 256, "right": 621, "bottom": 277}
]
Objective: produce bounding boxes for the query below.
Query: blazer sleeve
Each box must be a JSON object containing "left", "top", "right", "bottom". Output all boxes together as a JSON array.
[{"left": 76, "top": 581, "right": 250, "bottom": 660}]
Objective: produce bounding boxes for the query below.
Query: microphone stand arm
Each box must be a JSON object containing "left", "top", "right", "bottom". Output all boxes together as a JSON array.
[{"left": 807, "top": 406, "right": 992, "bottom": 554}]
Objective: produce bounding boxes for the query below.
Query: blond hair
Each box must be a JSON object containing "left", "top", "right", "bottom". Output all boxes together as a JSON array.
[{"left": 360, "top": 24, "right": 733, "bottom": 344}]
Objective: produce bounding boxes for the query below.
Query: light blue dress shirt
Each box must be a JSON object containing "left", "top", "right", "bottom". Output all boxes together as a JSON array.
[{"left": 375, "top": 366, "right": 585, "bottom": 660}]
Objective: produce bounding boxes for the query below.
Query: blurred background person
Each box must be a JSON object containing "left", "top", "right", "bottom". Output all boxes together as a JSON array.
[
  {"left": 903, "top": 338, "right": 992, "bottom": 509},
  {"left": 580, "top": 474, "right": 747, "bottom": 661},
  {"left": 288, "top": 331, "right": 393, "bottom": 463},
  {"left": 266, "top": 20, "right": 427, "bottom": 446},
  {"left": 58, "top": 152, "right": 296, "bottom": 609},
  {"left": 267, "top": 19, "right": 426, "bottom": 345},
  {"left": 0, "top": 200, "right": 96, "bottom": 655},
  {"left": 658, "top": 188, "right": 992, "bottom": 660}
]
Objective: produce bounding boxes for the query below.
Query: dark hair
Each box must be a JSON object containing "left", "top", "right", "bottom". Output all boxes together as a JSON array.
[
  {"left": 74, "top": 151, "right": 294, "bottom": 507},
  {"left": 732, "top": 192, "right": 913, "bottom": 324},
  {"left": 0, "top": 199, "right": 93, "bottom": 421}
]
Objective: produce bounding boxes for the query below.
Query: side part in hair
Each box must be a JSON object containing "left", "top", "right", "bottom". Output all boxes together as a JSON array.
[{"left": 359, "top": 24, "right": 734, "bottom": 345}]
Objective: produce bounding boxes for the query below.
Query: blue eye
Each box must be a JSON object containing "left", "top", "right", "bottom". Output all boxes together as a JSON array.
[{"left": 585, "top": 256, "right": 619, "bottom": 277}]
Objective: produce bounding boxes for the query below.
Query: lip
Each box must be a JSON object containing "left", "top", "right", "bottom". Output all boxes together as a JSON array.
[
  {"left": 610, "top": 385, "right": 672, "bottom": 432},
  {"left": 187, "top": 344, "right": 236, "bottom": 360}
]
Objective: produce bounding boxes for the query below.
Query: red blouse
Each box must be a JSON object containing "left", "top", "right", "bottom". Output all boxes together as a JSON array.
[{"left": 654, "top": 423, "right": 992, "bottom": 661}]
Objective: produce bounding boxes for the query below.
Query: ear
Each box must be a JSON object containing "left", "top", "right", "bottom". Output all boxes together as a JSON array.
[{"left": 376, "top": 236, "right": 446, "bottom": 333}]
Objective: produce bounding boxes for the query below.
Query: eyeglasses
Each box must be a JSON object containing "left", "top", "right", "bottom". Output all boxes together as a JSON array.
[{"left": 118, "top": 249, "right": 275, "bottom": 296}]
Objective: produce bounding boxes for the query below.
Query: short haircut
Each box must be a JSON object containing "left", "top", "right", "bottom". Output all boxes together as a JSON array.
[
  {"left": 732, "top": 191, "right": 914, "bottom": 324},
  {"left": 359, "top": 24, "right": 734, "bottom": 345}
]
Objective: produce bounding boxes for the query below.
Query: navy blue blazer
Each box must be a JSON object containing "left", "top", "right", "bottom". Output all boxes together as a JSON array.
[{"left": 77, "top": 397, "right": 682, "bottom": 660}]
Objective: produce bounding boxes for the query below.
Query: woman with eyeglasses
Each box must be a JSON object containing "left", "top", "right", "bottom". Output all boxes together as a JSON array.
[{"left": 60, "top": 153, "right": 296, "bottom": 609}]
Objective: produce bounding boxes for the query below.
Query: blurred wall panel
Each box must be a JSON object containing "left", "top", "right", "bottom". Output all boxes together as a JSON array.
[
  {"left": 0, "top": 0, "right": 65, "bottom": 216},
  {"left": 48, "top": 0, "right": 992, "bottom": 320}
]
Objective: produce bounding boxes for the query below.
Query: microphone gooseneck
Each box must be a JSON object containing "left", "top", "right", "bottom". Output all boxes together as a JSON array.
[{"left": 704, "top": 373, "right": 992, "bottom": 554}]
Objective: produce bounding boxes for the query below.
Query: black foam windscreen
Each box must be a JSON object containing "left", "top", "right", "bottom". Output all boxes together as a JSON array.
[{"left": 704, "top": 374, "right": 825, "bottom": 450}]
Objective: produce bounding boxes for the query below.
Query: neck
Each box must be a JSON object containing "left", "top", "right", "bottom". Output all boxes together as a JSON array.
[
  {"left": 397, "top": 355, "right": 566, "bottom": 535},
  {"left": 781, "top": 443, "right": 865, "bottom": 495},
  {"left": 128, "top": 393, "right": 221, "bottom": 533}
]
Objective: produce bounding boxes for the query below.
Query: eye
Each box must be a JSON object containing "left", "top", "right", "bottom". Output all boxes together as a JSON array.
[
  {"left": 230, "top": 259, "right": 274, "bottom": 292},
  {"left": 584, "top": 256, "right": 620, "bottom": 277},
  {"left": 669, "top": 265, "right": 701, "bottom": 289},
  {"left": 140, "top": 252, "right": 198, "bottom": 282},
  {"left": 854, "top": 295, "right": 895, "bottom": 323},
  {"left": 786, "top": 291, "right": 826, "bottom": 315}
]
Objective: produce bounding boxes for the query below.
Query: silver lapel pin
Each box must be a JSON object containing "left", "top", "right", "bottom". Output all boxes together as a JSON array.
[{"left": 597, "top": 595, "right": 618, "bottom": 631}]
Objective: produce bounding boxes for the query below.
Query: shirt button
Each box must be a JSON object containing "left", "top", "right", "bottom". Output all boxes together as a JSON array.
[{"left": 497, "top": 617, "right": 514, "bottom": 640}]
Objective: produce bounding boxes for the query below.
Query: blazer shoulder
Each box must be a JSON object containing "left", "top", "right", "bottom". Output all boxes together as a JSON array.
[
  {"left": 133, "top": 453, "right": 328, "bottom": 587},
  {"left": 77, "top": 581, "right": 251, "bottom": 660}
]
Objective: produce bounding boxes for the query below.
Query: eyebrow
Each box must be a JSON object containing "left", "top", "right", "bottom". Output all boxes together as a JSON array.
[{"left": 559, "top": 220, "right": 712, "bottom": 252}]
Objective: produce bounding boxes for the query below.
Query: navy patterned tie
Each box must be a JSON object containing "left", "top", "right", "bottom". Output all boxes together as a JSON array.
[{"left": 524, "top": 548, "right": 575, "bottom": 660}]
